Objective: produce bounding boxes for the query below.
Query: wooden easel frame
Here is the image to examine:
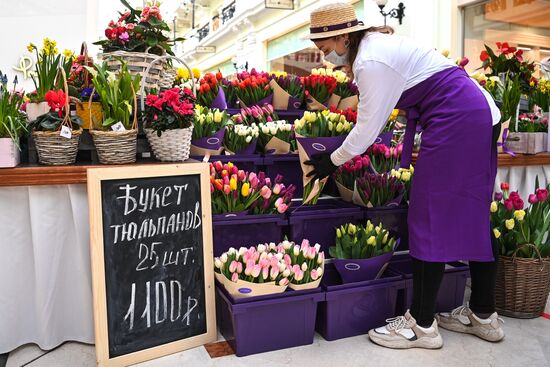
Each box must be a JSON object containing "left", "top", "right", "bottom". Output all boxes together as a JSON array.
[{"left": 87, "top": 163, "right": 216, "bottom": 367}]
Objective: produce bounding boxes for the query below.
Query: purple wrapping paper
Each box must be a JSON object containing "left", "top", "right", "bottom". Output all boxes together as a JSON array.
[
  {"left": 229, "top": 139, "right": 258, "bottom": 155},
  {"left": 192, "top": 128, "right": 226, "bottom": 150},
  {"left": 374, "top": 131, "right": 393, "bottom": 147},
  {"left": 296, "top": 135, "right": 347, "bottom": 159},
  {"left": 333, "top": 250, "right": 395, "bottom": 283},
  {"left": 213, "top": 210, "right": 249, "bottom": 220},
  {"left": 288, "top": 96, "right": 303, "bottom": 110},
  {"left": 211, "top": 86, "right": 228, "bottom": 110}
]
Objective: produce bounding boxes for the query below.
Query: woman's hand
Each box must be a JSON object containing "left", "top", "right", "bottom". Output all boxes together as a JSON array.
[{"left": 304, "top": 153, "right": 338, "bottom": 181}]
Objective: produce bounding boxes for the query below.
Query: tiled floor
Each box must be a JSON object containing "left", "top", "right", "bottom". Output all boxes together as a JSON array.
[{"left": 6, "top": 315, "right": 549, "bottom": 367}]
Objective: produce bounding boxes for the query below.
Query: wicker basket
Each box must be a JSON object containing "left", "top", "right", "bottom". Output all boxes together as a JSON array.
[
  {"left": 102, "top": 50, "right": 166, "bottom": 92},
  {"left": 495, "top": 244, "right": 550, "bottom": 318},
  {"left": 89, "top": 85, "right": 138, "bottom": 165},
  {"left": 145, "top": 127, "right": 193, "bottom": 162},
  {"left": 32, "top": 68, "right": 82, "bottom": 165},
  {"left": 158, "top": 69, "right": 176, "bottom": 90}
]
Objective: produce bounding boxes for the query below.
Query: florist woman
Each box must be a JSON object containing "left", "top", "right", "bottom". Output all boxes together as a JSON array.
[{"left": 305, "top": 3, "right": 504, "bottom": 349}]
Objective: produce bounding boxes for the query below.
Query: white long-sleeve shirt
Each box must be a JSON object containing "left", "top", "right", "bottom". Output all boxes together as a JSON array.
[{"left": 330, "top": 33, "right": 501, "bottom": 166}]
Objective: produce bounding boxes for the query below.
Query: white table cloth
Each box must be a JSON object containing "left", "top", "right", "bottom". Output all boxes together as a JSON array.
[{"left": 1, "top": 165, "right": 549, "bottom": 352}]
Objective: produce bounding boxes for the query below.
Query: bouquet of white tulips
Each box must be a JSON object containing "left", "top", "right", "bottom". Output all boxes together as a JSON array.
[
  {"left": 223, "top": 122, "right": 259, "bottom": 154},
  {"left": 258, "top": 119, "right": 295, "bottom": 154}
]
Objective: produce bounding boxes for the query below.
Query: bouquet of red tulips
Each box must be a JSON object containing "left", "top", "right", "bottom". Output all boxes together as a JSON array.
[
  {"left": 353, "top": 173, "right": 405, "bottom": 208},
  {"left": 197, "top": 71, "right": 227, "bottom": 109},
  {"left": 333, "top": 154, "right": 371, "bottom": 202},
  {"left": 329, "top": 105, "right": 357, "bottom": 123},
  {"left": 234, "top": 69, "right": 273, "bottom": 107},
  {"left": 301, "top": 74, "right": 338, "bottom": 110}
]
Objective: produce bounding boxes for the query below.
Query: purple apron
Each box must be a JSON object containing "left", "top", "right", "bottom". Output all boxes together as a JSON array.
[{"left": 398, "top": 66, "right": 496, "bottom": 262}]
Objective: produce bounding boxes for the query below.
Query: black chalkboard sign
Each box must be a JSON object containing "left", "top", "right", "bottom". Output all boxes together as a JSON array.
[{"left": 88, "top": 164, "right": 215, "bottom": 367}]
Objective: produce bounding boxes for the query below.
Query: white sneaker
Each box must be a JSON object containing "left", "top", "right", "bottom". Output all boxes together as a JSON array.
[
  {"left": 368, "top": 310, "right": 443, "bottom": 349},
  {"left": 436, "top": 305, "right": 505, "bottom": 342}
]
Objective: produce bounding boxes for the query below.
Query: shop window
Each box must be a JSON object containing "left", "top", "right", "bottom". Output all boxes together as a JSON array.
[
  {"left": 462, "top": 0, "right": 550, "bottom": 76},
  {"left": 269, "top": 48, "right": 324, "bottom": 76}
]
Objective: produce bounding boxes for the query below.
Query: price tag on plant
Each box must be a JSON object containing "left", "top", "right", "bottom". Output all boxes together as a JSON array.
[
  {"left": 60, "top": 125, "right": 72, "bottom": 139},
  {"left": 111, "top": 122, "right": 126, "bottom": 132}
]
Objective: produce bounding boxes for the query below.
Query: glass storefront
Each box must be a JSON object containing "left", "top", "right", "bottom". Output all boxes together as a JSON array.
[
  {"left": 463, "top": 0, "right": 550, "bottom": 76},
  {"left": 267, "top": 1, "right": 364, "bottom": 75}
]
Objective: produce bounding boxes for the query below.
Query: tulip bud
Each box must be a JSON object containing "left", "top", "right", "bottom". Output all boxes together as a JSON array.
[
  {"left": 283, "top": 269, "right": 291, "bottom": 277},
  {"left": 231, "top": 272, "right": 239, "bottom": 282},
  {"left": 279, "top": 277, "right": 289, "bottom": 286},
  {"left": 293, "top": 245, "right": 300, "bottom": 257},
  {"left": 301, "top": 262, "right": 308, "bottom": 272},
  {"left": 214, "top": 258, "right": 222, "bottom": 269},
  {"left": 493, "top": 228, "right": 501, "bottom": 239},
  {"left": 220, "top": 253, "right": 228, "bottom": 263},
  {"left": 505, "top": 218, "right": 515, "bottom": 230},
  {"left": 528, "top": 194, "right": 538, "bottom": 204}
]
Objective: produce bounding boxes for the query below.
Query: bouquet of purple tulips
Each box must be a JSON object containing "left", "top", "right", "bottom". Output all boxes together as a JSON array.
[
  {"left": 269, "top": 73, "right": 304, "bottom": 110},
  {"left": 353, "top": 172, "right": 405, "bottom": 207}
]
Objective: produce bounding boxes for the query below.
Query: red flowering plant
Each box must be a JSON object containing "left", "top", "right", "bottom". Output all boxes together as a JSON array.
[
  {"left": 28, "top": 89, "right": 82, "bottom": 131},
  {"left": 209, "top": 161, "right": 294, "bottom": 215},
  {"left": 354, "top": 173, "right": 405, "bottom": 207},
  {"left": 479, "top": 42, "right": 535, "bottom": 93},
  {"left": 234, "top": 69, "right": 273, "bottom": 107},
  {"left": 197, "top": 72, "right": 225, "bottom": 108},
  {"left": 491, "top": 181, "right": 550, "bottom": 258},
  {"left": 142, "top": 87, "right": 195, "bottom": 137},
  {"left": 301, "top": 74, "right": 337, "bottom": 110},
  {"left": 366, "top": 143, "right": 403, "bottom": 173},
  {"left": 94, "top": 0, "right": 184, "bottom": 56}
]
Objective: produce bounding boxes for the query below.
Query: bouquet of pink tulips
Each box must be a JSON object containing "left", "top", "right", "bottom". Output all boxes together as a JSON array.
[
  {"left": 231, "top": 103, "right": 278, "bottom": 126},
  {"left": 250, "top": 174, "right": 296, "bottom": 215},
  {"left": 214, "top": 240, "right": 325, "bottom": 297},
  {"left": 366, "top": 143, "right": 403, "bottom": 173}
]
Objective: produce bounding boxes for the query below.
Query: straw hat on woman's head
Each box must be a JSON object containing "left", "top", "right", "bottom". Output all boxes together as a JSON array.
[{"left": 306, "top": 2, "right": 369, "bottom": 40}]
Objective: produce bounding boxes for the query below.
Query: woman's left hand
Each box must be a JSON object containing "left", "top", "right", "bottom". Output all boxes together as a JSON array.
[{"left": 305, "top": 153, "right": 338, "bottom": 181}]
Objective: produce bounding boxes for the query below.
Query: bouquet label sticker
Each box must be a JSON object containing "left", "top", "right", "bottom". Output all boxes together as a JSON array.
[
  {"left": 60, "top": 125, "right": 72, "bottom": 139},
  {"left": 111, "top": 122, "right": 126, "bottom": 132}
]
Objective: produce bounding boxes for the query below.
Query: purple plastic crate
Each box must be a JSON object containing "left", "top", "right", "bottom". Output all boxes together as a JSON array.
[
  {"left": 216, "top": 283, "right": 324, "bottom": 356},
  {"left": 213, "top": 213, "right": 287, "bottom": 256},
  {"left": 316, "top": 263, "right": 404, "bottom": 341},
  {"left": 262, "top": 153, "right": 303, "bottom": 197},
  {"left": 388, "top": 254, "right": 469, "bottom": 314},
  {"left": 288, "top": 198, "right": 364, "bottom": 256},
  {"left": 191, "top": 154, "right": 264, "bottom": 173},
  {"left": 364, "top": 206, "right": 409, "bottom": 250}
]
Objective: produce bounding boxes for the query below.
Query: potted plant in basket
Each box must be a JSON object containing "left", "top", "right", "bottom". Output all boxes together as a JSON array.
[
  {"left": 86, "top": 61, "right": 141, "bottom": 164},
  {"left": 329, "top": 221, "right": 397, "bottom": 283},
  {"left": 505, "top": 112, "right": 548, "bottom": 154},
  {"left": 28, "top": 87, "right": 83, "bottom": 166},
  {"left": 0, "top": 73, "right": 27, "bottom": 167},
  {"left": 143, "top": 87, "right": 195, "bottom": 161},
  {"left": 25, "top": 38, "right": 72, "bottom": 121},
  {"left": 491, "top": 181, "right": 550, "bottom": 318},
  {"left": 94, "top": 0, "right": 184, "bottom": 91}
]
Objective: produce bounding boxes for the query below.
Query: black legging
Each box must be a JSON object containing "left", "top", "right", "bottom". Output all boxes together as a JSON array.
[{"left": 410, "top": 122, "right": 501, "bottom": 327}]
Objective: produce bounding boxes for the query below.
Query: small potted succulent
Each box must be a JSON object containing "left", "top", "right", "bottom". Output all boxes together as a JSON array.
[{"left": 0, "top": 73, "right": 27, "bottom": 167}]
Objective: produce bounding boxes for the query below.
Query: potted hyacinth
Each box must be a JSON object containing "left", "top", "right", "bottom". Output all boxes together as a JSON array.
[
  {"left": 294, "top": 110, "right": 354, "bottom": 204},
  {"left": 143, "top": 87, "right": 195, "bottom": 161},
  {"left": 491, "top": 181, "right": 550, "bottom": 318},
  {"left": 0, "top": 73, "right": 27, "bottom": 167},
  {"left": 329, "top": 221, "right": 398, "bottom": 283},
  {"left": 333, "top": 154, "right": 370, "bottom": 202},
  {"left": 214, "top": 240, "right": 324, "bottom": 298},
  {"left": 191, "top": 105, "right": 230, "bottom": 156}
]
